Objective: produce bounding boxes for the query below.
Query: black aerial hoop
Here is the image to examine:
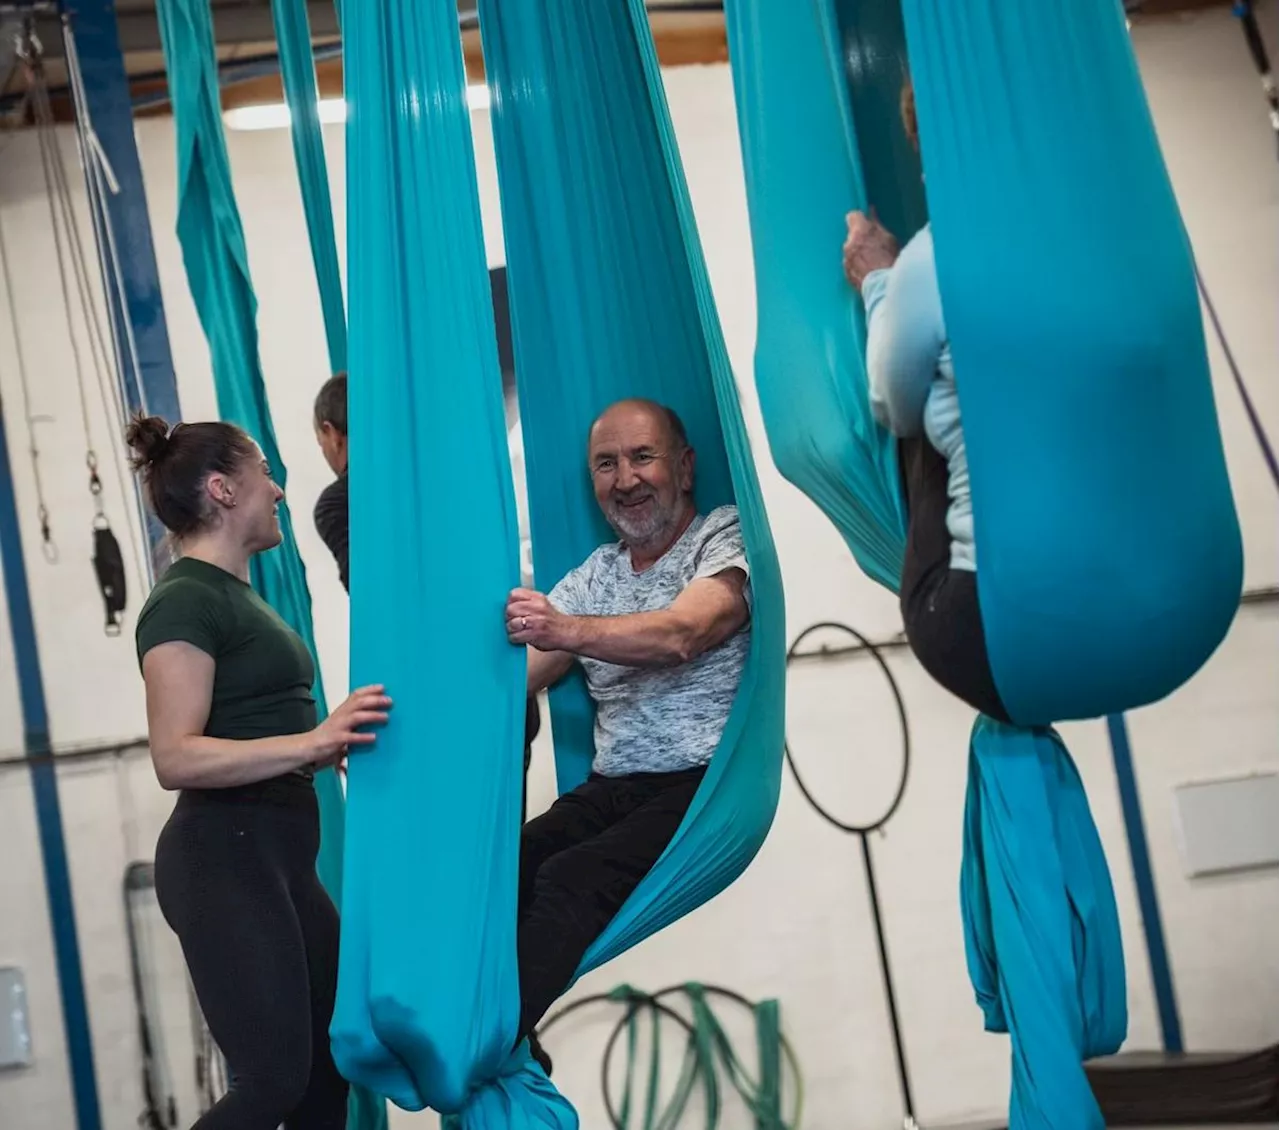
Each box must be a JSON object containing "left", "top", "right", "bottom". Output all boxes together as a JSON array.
[{"left": 785, "top": 619, "right": 918, "bottom": 1128}]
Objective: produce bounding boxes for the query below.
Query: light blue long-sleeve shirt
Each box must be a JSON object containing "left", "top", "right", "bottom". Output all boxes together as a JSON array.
[{"left": 861, "top": 225, "right": 975, "bottom": 572}]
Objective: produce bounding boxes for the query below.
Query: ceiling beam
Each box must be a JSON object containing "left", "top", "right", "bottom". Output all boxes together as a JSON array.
[
  {"left": 29, "top": 0, "right": 724, "bottom": 60},
  {"left": 173, "top": 10, "right": 729, "bottom": 114},
  {"left": 4, "top": 7, "right": 728, "bottom": 120},
  {"left": 29, "top": 1, "right": 341, "bottom": 57},
  {"left": 17, "top": 0, "right": 1235, "bottom": 63}
]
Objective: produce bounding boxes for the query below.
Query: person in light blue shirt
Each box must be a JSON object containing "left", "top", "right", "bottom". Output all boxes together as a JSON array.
[{"left": 841, "top": 82, "right": 1010, "bottom": 722}]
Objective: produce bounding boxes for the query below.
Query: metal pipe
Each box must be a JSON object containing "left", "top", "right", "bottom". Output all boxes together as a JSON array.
[
  {"left": 0, "top": 381, "right": 102, "bottom": 1130},
  {"left": 1107, "top": 713, "right": 1184, "bottom": 1053},
  {"left": 790, "top": 586, "right": 1276, "bottom": 664},
  {"left": 860, "top": 832, "right": 917, "bottom": 1125},
  {"left": 1240, "top": 584, "right": 1279, "bottom": 604},
  {"left": 0, "top": 736, "right": 148, "bottom": 771}
]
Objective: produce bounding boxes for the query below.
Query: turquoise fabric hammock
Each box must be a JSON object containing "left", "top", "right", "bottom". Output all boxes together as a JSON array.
[
  {"left": 333, "top": 0, "right": 785, "bottom": 1123},
  {"left": 153, "top": 3, "right": 383, "bottom": 1128},
  {"left": 723, "top": 0, "right": 1243, "bottom": 1126}
]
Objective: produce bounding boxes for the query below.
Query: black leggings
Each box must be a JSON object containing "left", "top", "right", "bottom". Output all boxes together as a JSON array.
[
  {"left": 155, "top": 780, "right": 349, "bottom": 1130},
  {"left": 517, "top": 766, "right": 705, "bottom": 1038},
  {"left": 898, "top": 436, "right": 1011, "bottom": 723}
]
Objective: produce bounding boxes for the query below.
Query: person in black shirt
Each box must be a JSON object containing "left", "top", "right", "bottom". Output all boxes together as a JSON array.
[
  {"left": 313, "top": 373, "right": 350, "bottom": 591},
  {"left": 311, "top": 374, "right": 553, "bottom": 1072}
]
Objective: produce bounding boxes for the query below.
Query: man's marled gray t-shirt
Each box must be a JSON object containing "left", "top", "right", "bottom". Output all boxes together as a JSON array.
[{"left": 548, "top": 505, "right": 751, "bottom": 777}]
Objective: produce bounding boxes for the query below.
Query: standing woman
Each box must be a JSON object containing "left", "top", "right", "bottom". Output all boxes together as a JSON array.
[{"left": 127, "top": 414, "right": 391, "bottom": 1130}]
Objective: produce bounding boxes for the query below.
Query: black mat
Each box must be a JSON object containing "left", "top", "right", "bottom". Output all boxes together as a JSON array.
[{"left": 1084, "top": 1045, "right": 1279, "bottom": 1126}]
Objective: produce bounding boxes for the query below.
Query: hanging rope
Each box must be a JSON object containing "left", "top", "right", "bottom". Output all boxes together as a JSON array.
[
  {"left": 31, "top": 72, "right": 107, "bottom": 502},
  {"left": 1193, "top": 260, "right": 1278, "bottom": 486},
  {"left": 61, "top": 16, "right": 160, "bottom": 595},
  {"left": 0, "top": 178, "right": 56, "bottom": 562},
  {"left": 16, "top": 22, "right": 144, "bottom": 632}
]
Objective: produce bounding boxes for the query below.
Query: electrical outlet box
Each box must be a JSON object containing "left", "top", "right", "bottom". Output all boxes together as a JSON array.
[
  {"left": 1173, "top": 772, "right": 1279, "bottom": 878},
  {"left": 0, "top": 967, "right": 32, "bottom": 1070}
]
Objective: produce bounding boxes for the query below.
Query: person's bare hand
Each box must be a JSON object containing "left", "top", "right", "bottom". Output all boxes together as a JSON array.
[
  {"left": 310, "top": 684, "right": 391, "bottom": 767},
  {"left": 506, "top": 589, "right": 576, "bottom": 652},
  {"left": 842, "top": 210, "right": 900, "bottom": 292}
]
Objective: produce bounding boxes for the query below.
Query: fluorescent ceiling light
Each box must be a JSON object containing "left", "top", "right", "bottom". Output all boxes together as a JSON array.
[{"left": 224, "top": 84, "right": 491, "bottom": 132}]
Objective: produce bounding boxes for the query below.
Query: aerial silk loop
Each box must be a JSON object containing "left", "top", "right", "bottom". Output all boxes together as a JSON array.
[
  {"left": 334, "top": 0, "right": 785, "bottom": 1123},
  {"left": 898, "top": 0, "right": 1242, "bottom": 726},
  {"left": 153, "top": 3, "right": 383, "bottom": 1129},
  {"left": 723, "top": 0, "right": 1243, "bottom": 1127}
]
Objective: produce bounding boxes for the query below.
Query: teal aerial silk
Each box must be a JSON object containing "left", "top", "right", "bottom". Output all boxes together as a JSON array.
[
  {"left": 154, "top": 3, "right": 382, "bottom": 1128},
  {"left": 961, "top": 720, "right": 1127, "bottom": 1125},
  {"left": 722, "top": 0, "right": 912, "bottom": 596},
  {"left": 269, "top": 0, "right": 389, "bottom": 1125},
  {"left": 333, "top": 0, "right": 785, "bottom": 1123},
  {"left": 269, "top": 0, "right": 347, "bottom": 374},
  {"left": 724, "top": 0, "right": 1243, "bottom": 1126}
]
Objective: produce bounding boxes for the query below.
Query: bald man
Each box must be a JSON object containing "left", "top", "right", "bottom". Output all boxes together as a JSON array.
[{"left": 504, "top": 399, "right": 752, "bottom": 1060}]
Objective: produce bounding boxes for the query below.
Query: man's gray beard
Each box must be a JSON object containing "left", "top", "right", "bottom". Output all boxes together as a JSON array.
[{"left": 607, "top": 497, "right": 681, "bottom": 551}]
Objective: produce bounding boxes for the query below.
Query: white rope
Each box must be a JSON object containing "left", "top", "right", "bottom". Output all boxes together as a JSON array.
[
  {"left": 63, "top": 20, "right": 150, "bottom": 424},
  {"left": 0, "top": 197, "right": 57, "bottom": 560}
]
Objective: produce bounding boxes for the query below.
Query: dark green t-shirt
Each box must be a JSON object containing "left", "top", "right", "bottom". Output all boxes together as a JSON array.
[{"left": 135, "top": 557, "right": 318, "bottom": 749}]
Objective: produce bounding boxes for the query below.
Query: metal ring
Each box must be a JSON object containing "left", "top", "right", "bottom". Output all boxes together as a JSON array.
[{"left": 784, "top": 621, "right": 911, "bottom": 836}]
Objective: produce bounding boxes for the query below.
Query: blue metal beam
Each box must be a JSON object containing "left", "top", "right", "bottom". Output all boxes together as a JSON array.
[
  {"left": 0, "top": 398, "right": 102, "bottom": 1130},
  {"left": 61, "top": 0, "right": 182, "bottom": 575},
  {"left": 1107, "top": 713, "right": 1184, "bottom": 1053},
  {"left": 130, "top": 42, "right": 345, "bottom": 111}
]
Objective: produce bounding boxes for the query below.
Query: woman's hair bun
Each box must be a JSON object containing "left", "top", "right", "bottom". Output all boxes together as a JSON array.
[{"left": 125, "top": 413, "right": 173, "bottom": 471}]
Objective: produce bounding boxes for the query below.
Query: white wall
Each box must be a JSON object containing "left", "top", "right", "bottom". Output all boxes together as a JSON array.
[{"left": 0, "top": 6, "right": 1276, "bottom": 1129}]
